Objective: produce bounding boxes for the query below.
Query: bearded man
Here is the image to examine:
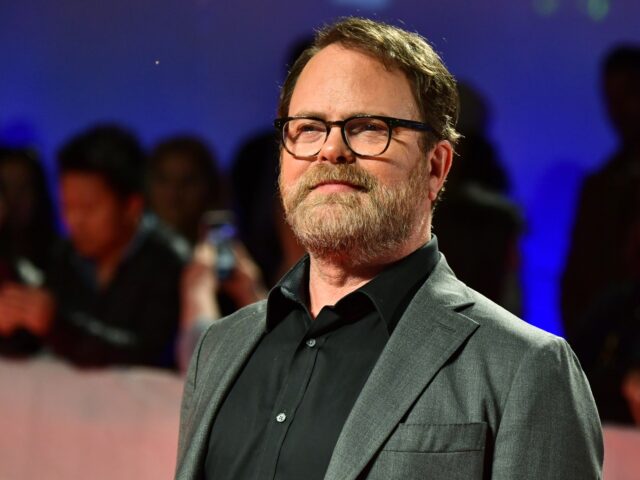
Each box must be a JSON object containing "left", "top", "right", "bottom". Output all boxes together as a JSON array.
[{"left": 176, "top": 18, "right": 602, "bottom": 480}]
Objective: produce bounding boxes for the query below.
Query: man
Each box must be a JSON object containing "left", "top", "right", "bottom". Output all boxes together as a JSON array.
[
  {"left": 562, "top": 45, "right": 640, "bottom": 343},
  {"left": 147, "top": 135, "right": 225, "bottom": 246},
  {"left": 177, "top": 18, "right": 602, "bottom": 479},
  {"left": 562, "top": 45, "right": 640, "bottom": 424},
  {"left": 0, "top": 125, "right": 186, "bottom": 368}
]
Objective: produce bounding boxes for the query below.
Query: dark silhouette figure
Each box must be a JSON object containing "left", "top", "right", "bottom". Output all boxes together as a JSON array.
[{"left": 562, "top": 45, "right": 640, "bottom": 424}]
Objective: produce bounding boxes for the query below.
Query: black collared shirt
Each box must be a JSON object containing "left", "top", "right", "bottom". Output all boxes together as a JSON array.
[{"left": 205, "top": 238, "right": 439, "bottom": 480}]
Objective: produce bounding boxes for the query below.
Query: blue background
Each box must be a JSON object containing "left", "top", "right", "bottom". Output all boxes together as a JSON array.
[{"left": 2, "top": 0, "right": 639, "bottom": 334}]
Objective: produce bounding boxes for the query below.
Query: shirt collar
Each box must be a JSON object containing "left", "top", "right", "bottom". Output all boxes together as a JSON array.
[
  {"left": 267, "top": 236, "right": 440, "bottom": 334},
  {"left": 357, "top": 236, "right": 439, "bottom": 333}
]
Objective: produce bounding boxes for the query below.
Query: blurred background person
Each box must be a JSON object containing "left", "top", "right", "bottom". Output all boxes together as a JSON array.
[
  {"left": 562, "top": 45, "right": 640, "bottom": 340},
  {"left": 433, "top": 83, "right": 524, "bottom": 315},
  {"left": 562, "top": 44, "right": 640, "bottom": 424},
  {"left": 146, "top": 136, "right": 225, "bottom": 247},
  {"left": 0, "top": 147, "right": 57, "bottom": 276},
  {"left": 0, "top": 125, "right": 186, "bottom": 369},
  {"left": 0, "top": 147, "right": 58, "bottom": 357}
]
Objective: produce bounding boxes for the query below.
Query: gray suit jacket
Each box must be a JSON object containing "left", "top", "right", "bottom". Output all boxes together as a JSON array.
[{"left": 176, "top": 256, "right": 603, "bottom": 479}]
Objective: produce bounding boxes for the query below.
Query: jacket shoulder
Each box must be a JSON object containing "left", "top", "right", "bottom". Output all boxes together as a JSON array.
[
  {"left": 197, "top": 300, "right": 268, "bottom": 353},
  {"left": 423, "top": 255, "right": 567, "bottom": 360},
  {"left": 465, "top": 287, "right": 562, "bottom": 350}
]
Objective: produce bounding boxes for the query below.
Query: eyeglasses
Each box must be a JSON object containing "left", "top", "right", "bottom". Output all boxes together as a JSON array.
[{"left": 274, "top": 115, "right": 433, "bottom": 158}]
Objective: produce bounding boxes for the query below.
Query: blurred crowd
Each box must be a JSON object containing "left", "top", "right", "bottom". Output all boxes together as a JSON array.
[{"left": 0, "top": 43, "right": 638, "bottom": 427}]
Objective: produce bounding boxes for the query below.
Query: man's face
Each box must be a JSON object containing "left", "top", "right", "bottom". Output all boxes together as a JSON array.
[
  {"left": 279, "top": 44, "right": 439, "bottom": 262},
  {"left": 147, "top": 154, "right": 210, "bottom": 234},
  {"left": 605, "top": 70, "right": 640, "bottom": 147},
  {"left": 60, "top": 173, "right": 139, "bottom": 260}
]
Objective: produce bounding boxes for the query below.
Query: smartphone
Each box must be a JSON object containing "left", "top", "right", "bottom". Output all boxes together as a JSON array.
[{"left": 201, "top": 210, "right": 236, "bottom": 281}]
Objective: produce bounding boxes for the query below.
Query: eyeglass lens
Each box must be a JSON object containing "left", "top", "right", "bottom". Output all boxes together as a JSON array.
[{"left": 283, "top": 118, "right": 390, "bottom": 157}]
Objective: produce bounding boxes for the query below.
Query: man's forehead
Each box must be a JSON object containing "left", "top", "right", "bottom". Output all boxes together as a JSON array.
[
  {"left": 298, "top": 44, "right": 392, "bottom": 81},
  {"left": 288, "top": 44, "right": 418, "bottom": 119}
]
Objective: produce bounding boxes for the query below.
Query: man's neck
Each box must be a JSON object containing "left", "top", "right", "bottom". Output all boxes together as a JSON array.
[
  {"left": 307, "top": 233, "right": 430, "bottom": 318},
  {"left": 93, "top": 224, "right": 140, "bottom": 289},
  {"left": 94, "top": 241, "right": 130, "bottom": 289}
]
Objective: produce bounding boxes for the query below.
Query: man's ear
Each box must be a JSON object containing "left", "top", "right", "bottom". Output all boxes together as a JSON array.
[{"left": 427, "top": 140, "right": 453, "bottom": 202}]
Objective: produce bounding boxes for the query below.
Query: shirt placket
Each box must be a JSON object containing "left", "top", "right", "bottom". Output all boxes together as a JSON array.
[{"left": 256, "top": 315, "right": 328, "bottom": 479}]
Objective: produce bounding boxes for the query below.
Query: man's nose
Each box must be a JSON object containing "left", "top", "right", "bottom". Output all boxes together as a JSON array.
[{"left": 317, "top": 126, "right": 355, "bottom": 164}]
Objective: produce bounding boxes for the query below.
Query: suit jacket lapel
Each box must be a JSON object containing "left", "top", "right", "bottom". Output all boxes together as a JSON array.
[
  {"left": 177, "top": 304, "right": 267, "bottom": 478},
  {"left": 324, "top": 258, "right": 479, "bottom": 480}
]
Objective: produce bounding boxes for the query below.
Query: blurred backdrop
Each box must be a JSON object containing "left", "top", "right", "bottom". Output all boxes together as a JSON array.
[{"left": 2, "top": 0, "right": 639, "bottom": 334}]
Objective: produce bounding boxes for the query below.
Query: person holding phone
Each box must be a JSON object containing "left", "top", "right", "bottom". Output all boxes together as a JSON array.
[{"left": 177, "top": 211, "right": 268, "bottom": 371}]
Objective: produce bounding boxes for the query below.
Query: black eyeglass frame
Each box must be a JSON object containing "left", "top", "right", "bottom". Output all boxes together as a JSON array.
[{"left": 273, "top": 114, "right": 434, "bottom": 158}]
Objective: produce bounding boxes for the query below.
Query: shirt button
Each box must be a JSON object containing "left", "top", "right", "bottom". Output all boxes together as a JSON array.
[
  {"left": 306, "top": 338, "right": 316, "bottom": 348},
  {"left": 276, "top": 413, "right": 287, "bottom": 423}
]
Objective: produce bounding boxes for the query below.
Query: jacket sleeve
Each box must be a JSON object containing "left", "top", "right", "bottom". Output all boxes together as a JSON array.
[
  {"left": 176, "top": 323, "right": 210, "bottom": 467},
  {"left": 491, "top": 336, "right": 603, "bottom": 479}
]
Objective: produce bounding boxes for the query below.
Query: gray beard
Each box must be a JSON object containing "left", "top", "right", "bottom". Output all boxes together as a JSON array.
[{"left": 280, "top": 161, "right": 428, "bottom": 265}]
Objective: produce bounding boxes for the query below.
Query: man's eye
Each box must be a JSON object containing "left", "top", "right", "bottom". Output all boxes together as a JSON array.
[
  {"left": 349, "top": 120, "right": 387, "bottom": 135},
  {"left": 297, "top": 123, "right": 324, "bottom": 133},
  {"left": 288, "top": 121, "right": 325, "bottom": 141}
]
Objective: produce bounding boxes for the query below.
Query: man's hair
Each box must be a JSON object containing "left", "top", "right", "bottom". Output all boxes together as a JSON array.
[
  {"left": 57, "top": 124, "right": 145, "bottom": 198},
  {"left": 602, "top": 44, "right": 640, "bottom": 77},
  {"left": 0, "top": 147, "right": 58, "bottom": 262},
  {"left": 277, "top": 17, "right": 460, "bottom": 150}
]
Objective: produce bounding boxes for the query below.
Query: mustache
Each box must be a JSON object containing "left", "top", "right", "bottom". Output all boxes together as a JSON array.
[{"left": 294, "top": 163, "right": 378, "bottom": 192}]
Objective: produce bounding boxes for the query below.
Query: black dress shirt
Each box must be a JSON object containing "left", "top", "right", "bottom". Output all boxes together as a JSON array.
[{"left": 205, "top": 238, "right": 439, "bottom": 480}]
